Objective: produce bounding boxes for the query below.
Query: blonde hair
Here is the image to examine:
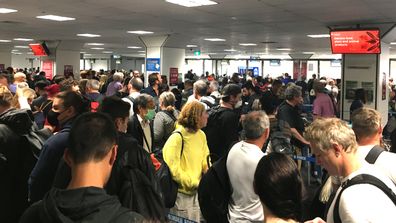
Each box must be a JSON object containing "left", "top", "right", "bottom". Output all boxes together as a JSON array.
[
  {"left": 0, "top": 85, "right": 13, "bottom": 107},
  {"left": 177, "top": 101, "right": 205, "bottom": 132},
  {"left": 159, "top": 91, "right": 176, "bottom": 112},
  {"left": 11, "top": 87, "right": 36, "bottom": 108},
  {"left": 351, "top": 107, "right": 381, "bottom": 141},
  {"left": 304, "top": 118, "right": 357, "bottom": 153}
]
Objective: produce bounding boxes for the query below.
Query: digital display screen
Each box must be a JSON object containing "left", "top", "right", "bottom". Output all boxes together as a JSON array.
[
  {"left": 330, "top": 30, "right": 380, "bottom": 54},
  {"left": 29, "top": 43, "right": 48, "bottom": 56}
]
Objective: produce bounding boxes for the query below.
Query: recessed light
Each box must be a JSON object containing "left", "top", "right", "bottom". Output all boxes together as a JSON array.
[
  {"left": 0, "top": 8, "right": 17, "bottom": 14},
  {"left": 239, "top": 43, "right": 257, "bottom": 46},
  {"left": 127, "top": 31, "right": 153, "bottom": 35},
  {"left": 224, "top": 49, "right": 237, "bottom": 52},
  {"left": 204, "top": 38, "right": 226, "bottom": 42},
  {"left": 187, "top": 45, "right": 198, "bottom": 47},
  {"left": 91, "top": 47, "right": 104, "bottom": 50},
  {"left": 86, "top": 43, "right": 104, "bottom": 46},
  {"left": 13, "top": 38, "right": 34, "bottom": 41},
  {"left": 103, "top": 51, "right": 113, "bottom": 54},
  {"left": 128, "top": 46, "right": 142, "bottom": 49},
  {"left": 36, "top": 15, "right": 75, "bottom": 22},
  {"left": 77, "top": 33, "right": 101, "bottom": 38},
  {"left": 307, "top": 34, "right": 330, "bottom": 38},
  {"left": 166, "top": 0, "right": 217, "bottom": 7},
  {"left": 14, "top": 45, "right": 29, "bottom": 48},
  {"left": 0, "top": 39, "right": 11, "bottom": 43},
  {"left": 276, "top": 48, "right": 291, "bottom": 51}
]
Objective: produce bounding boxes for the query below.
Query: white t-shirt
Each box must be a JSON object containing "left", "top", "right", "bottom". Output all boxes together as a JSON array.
[
  {"left": 226, "top": 141, "right": 265, "bottom": 222},
  {"left": 358, "top": 145, "right": 396, "bottom": 184},
  {"left": 326, "top": 165, "right": 396, "bottom": 223}
]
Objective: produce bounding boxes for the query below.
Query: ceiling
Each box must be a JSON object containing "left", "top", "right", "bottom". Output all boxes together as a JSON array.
[{"left": 1, "top": 0, "right": 396, "bottom": 58}]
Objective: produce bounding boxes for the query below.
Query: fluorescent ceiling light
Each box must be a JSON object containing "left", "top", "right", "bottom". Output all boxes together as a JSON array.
[
  {"left": 165, "top": 0, "right": 217, "bottom": 7},
  {"left": 224, "top": 49, "right": 237, "bottom": 52},
  {"left": 303, "top": 52, "right": 315, "bottom": 54},
  {"left": 0, "top": 39, "right": 11, "bottom": 43},
  {"left": 239, "top": 43, "right": 257, "bottom": 46},
  {"left": 86, "top": 43, "right": 104, "bottom": 46},
  {"left": 127, "top": 30, "right": 153, "bottom": 35},
  {"left": 103, "top": 51, "right": 113, "bottom": 54},
  {"left": 276, "top": 48, "right": 291, "bottom": 51},
  {"left": 91, "top": 47, "right": 104, "bottom": 50},
  {"left": 0, "top": 8, "right": 17, "bottom": 13},
  {"left": 27, "top": 52, "right": 34, "bottom": 55},
  {"left": 138, "top": 51, "right": 146, "bottom": 53},
  {"left": 36, "top": 15, "right": 75, "bottom": 21},
  {"left": 307, "top": 34, "right": 330, "bottom": 38},
  {"left": 12, "top": 52, "right": 22, "bottom": 55},
  {"left": 128, "top": 46, "right": 142, "bottom": 49},
  {"left": 14, "top": 45, "right": 29, "bottom": 48},
  {"left": 80, "top": 52, "right": 86, "bottom": 53},
  {"left": 204, "top": 38, "right": 226, "bottom": 42},
  {"left": 11, "top": 49, "right": 18, "bottom": 52},
  {"left": 77, "top": 33, "right": 101, "bottom": 38},
  {"left": 13, "top": 38, "right": 33, "bottom": 41},
  {"left": 391, "top": 42, "right": 396, "bottom": 45},
  {"left": 187, "top": 45, "right": 198, "bottom": 47},
  {"left": 84, "top": 54, "right": 92, "bottom": 56}
]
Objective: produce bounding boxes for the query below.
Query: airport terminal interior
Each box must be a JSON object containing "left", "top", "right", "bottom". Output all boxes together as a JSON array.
[{"left": 2, "top": 0, "right": 396, "bottom": 223}]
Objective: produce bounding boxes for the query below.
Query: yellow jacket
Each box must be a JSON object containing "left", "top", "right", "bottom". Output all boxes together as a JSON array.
[{"left": 163, "top": 125, "right": 210, "bottom": 195}]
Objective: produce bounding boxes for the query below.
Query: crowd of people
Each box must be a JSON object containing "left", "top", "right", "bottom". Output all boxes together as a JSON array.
[{"left": 1, "top": 66, "right": 396, "bottom": 223}]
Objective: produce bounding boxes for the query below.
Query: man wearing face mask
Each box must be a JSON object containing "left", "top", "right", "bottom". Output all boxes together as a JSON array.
[
  {"left": 29, "top": 91, "right": 88, "bottom": 203},
  {"left": 203, "top": 84, "right": 242, "bottom": 162},
  {"left": 127, "top": 93, "right": 156, "bottom": 153}
]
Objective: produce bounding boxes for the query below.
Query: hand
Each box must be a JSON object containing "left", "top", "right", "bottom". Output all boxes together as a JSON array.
[{"left": 304, "top": 217, "right": 326, "bottom": 223}]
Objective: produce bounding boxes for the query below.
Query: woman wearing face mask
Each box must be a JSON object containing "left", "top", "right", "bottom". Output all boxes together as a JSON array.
[
  {"left": 127, "top": 93, "right": 156, "bottom": 153},
  {"left": 163, "top": 101, "right": 210, "bottom": 222}
]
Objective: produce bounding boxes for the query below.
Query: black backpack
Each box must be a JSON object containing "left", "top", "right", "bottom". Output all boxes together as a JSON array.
[
  {"left": 198, "top": 152, "right": 231, "bottom": 223},
  {"left": 154, "top": 131, "right": 184, "bottom": 208},
  {"left": 333, "top": 174, "right": 396, "bottom": 223}
]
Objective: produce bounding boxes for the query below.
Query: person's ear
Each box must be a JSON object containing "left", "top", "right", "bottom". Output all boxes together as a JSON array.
[
  {"left": 332, "top": 143, "right": 342, "bottom": 156},
  {"left": 63, "top": 148, "right": 73, "bottom": 167},
  {"left": 109, "top": 145, "right": 118, "bottom": 166},
  {"left": 263, "top": 128, "right": 270, "bottom": 141}
]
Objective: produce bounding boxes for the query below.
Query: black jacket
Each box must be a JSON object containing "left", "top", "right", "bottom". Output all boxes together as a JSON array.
[
  {"left": 0, "top": 108, "right": 51, "bottom": 223},
  {"left": 19, "top": 187, "right": 144, "bottom": 223},
  {"left": 127, "top": 114, "right": 154, "bottom": 152}
]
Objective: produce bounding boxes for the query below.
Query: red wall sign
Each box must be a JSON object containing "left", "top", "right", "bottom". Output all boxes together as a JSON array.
[
  {"left": 42, "top": 60, "right": 54, "bottom": 80},
  {"left": 169, "top": 68, "right": 178, "bottom": 86},
  {"left": 330, "top": 30, "right": 381, "bottom": 54}
]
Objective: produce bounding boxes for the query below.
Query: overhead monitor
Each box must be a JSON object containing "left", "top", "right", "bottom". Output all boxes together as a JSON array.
[
  {"left": 29, "top": 42, "right": 50, "bottom": 56},
  {"left": 330, "top": 29, "right": 380, "bottom": 54}
]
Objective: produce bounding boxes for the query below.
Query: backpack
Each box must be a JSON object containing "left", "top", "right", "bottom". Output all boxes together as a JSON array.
[
  {"left": 198, "top": 152, "right": 231, "bottom": 223},
  {"left": 270, "top": 132, "right": 295, "bottom": 155},
  {"left": 119, "top": 149, "right": 167, "bottom": 221},
  {"left": 333, "top": 174, "right": 396, "bottom": 223},
  {"left": 153, "top": 131, "right": 184, "bottom": 208}
]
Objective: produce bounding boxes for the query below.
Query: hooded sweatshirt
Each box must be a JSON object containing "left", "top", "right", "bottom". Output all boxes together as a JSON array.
[{"left": 19, "top": 187, "right": 144, "bottom": 223}]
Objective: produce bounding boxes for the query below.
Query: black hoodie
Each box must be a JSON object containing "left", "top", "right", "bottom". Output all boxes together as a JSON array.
[{"left": 19, "top": 187, "right": 144, "bottom": 223}]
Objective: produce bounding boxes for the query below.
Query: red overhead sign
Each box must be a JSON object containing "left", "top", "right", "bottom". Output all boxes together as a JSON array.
[{"left": 330, "top": 30, "right": 380, "bottom": 54}]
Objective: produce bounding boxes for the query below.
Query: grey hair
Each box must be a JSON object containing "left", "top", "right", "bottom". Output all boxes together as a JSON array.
[
  {"left": 129, "top": 77, "right": 143, "bottom": 91},
  {"left": 113, "top": 72, "right": 124, "bottom": 82},
  {"left": 209, "top": 81, "right": 219, "bottom": 91},
  {"left": 242, "top": 111, "right": 269, "bottom": 140},
  {"left": 159, "top": 91, "right": 176, "bottom": 111},
  {"left": 86, "top": 79, "right": 100, "bottom": 90},
  {"left": 193, "top": 80, "right": 208, "bottom": 96},
  {"left": 285, "top": 84, "right": 302, "bottom": 100}
]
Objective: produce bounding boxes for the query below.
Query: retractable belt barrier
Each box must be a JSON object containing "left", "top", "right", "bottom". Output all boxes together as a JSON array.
[
  {"left": 292, "top": 155, "right": 316, "bottom": 163},
  {"left": 168, "top": 213, "right": 197, "bottom": 223}
]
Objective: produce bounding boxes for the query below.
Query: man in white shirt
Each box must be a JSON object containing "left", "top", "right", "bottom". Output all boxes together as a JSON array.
[
  {"left": 351, "top": 107, "right": 396, "bottom": 184},
  {"left": 305, "top": 118, "right": 396, "bottom": 223},
  {"left": 227, "top": 111, "right": 270, "bottom": 222},
  {"left": 122, "top": 77, "right": 143, "bottom": 118}
]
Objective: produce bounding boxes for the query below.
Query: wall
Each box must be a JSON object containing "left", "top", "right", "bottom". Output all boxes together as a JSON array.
[
  {"left": 319, "top": 61, "right": 342, "bottom": 79},
  {"left": 0, "top": 51, "right": 11, "bottom": 68},
  {"left": 55, "top": 50, "right": 80, "bottom": 79},
  {"left": 11, "top": 53, "right": 37, "bottom": 69},
  {"left": 378, "top": 43, "right": 390, "bottom": 127},
  {"left": 161, "top": 47, "right": 185, "bottom": 82},
  {"left": 263, "top": 60, "right": 293, "bottom": 77}
]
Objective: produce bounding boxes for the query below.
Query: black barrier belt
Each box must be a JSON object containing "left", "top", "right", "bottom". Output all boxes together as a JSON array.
[
  {"left": 292, "top": 155, "right": 316, "bottom": 163},
  {"left": 168, "top": 213, "right": 197, "bottom": 223}
]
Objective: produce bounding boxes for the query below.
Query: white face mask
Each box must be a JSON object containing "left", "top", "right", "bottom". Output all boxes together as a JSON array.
[{"left": 234, "top": 100, "right": 243, "bottom": 108}]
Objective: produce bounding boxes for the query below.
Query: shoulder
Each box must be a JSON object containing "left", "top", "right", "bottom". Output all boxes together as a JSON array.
[
  {"left": 19, "top": 201, "right": 43, "bottom": 223},
  {"left": 111, "top": 209, "right": 145, "bottom": 223}
]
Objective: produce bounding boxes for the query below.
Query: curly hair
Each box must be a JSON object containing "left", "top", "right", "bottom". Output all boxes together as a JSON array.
[{"left": 177, "top": 101, "right": 205, "bottom": 132}]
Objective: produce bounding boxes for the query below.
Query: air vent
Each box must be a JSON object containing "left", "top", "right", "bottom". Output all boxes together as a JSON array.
[
  {"left": 260, "top": 41, "right": 277, "bottom": 44},
  {"left": 0, "top": 20, "right": 24, "bottom": 25}
]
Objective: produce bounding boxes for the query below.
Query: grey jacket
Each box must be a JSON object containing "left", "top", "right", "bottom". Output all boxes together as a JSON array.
[{"left": 153, "top": 109, "right": 179, "bottom": 152}]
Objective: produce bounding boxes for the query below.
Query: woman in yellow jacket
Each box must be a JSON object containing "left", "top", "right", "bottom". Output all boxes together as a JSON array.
[{"left": 163, "top": 101, "right": 210, "bottom": 222}]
